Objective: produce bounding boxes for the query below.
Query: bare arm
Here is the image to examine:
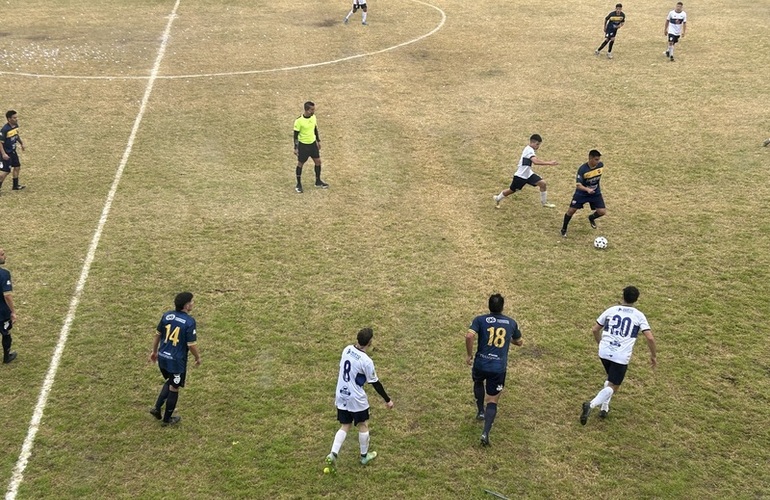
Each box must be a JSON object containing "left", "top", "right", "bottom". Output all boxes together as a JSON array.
[
  {"left": 681, "top": 21, "right": 686, "bottom": 37},
  {"left": 465, "top": 330, "right": 475, "bottom": 365},
  {"left": 189, "top": 344, "right": 202, "bottom": 366},
  {"left": 531, "top": 156, "right": 559, "bottom": 166},
  {"left": 592, "top": 322, "right": 603, "bottom": 344},
  {"left": 643, "top": 330, "right": 657, "bottom": 368},
  {"left": 149, "top": 332, "right": 161, "bottom": 362},
  {"left": 577, "top": 183, "right": 596, "bottom": 194},
  {"left": 664, "top": 19, "right": 670, "bottom": 36},
  {"left": 4, "top": 291, "right": 16, "bottom": 322}
]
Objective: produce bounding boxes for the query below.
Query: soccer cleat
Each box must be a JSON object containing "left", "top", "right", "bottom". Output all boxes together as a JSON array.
[
  {"left": 315, "top": 180, "right": 329, "bottom": 188},
  {"left": 480, "top": 434, "right": 490, "bottom": 447},
  {"left": 161, "top": 415, "right": 182, "bottom": 427},
  {"left": 542, "top": 203, "right": 556, "bottom": 208},
  {"left": 12, "top": 185, "right": 25, "bottom": 190},
  {"left": 763, "top": 138, "right": 770, "bottom": 147},
  {"left": 362, "top": 21, "right": 368, "bottom": 26},
  {"left": 324, "top": 453, "right": 337, "bottom": 474},
  {"left": 599, "top": 409, "right": 609, "bottom": 419},
  {"left": 588, "top": 217, "right": 597, "bottom": 229},
  {"left": 149, "top": 408, "right": 162, "bottom": 420},
  {"left": 607, "top": 53, "right": 613, "bottom": 59},
  {"left": 594, "top": 50, "right": 600, "bottom": 56},
  {"left": 295, "top": 185, "right": 303, "bottom": 193},
  {"left": 670, "top": 56, "right": 675, "bottom": 62},
  {"left": 343, "top": 18, "right": 349, "bottom": 24},
  {"left": 360, "top": 451, "right": 377, "bottom": 465},
  {"left": 3, "top": 351, "right": 17, "bottom": 364},
  {"left": 664, "top": 51, "right": 669, "bottom": 57},
  {"left": 560, "top": 229, "right": 567, "bottom": 238},
  {"left": 580, "top": 402, "right": 591, "bottom": 425},
  {"left": 493, "top": 195, "right": 501, "bottom": 209},
  {"left": 476, "top": 411, "right": 485, "bottom": 421}
]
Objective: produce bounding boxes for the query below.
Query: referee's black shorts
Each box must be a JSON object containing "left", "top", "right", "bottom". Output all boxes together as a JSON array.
[{"left": 297, "top": 142, "right": 320, "bottom": 163}]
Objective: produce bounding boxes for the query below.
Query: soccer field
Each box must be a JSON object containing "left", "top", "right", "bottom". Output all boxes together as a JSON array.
[{"left": 1, "top": 0, "right": 769, "bottom": 498}]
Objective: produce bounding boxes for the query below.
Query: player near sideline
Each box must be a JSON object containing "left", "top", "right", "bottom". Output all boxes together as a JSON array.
[
  {"left": 293, "top": 101, "right": 329, "bottom": 193},
  {"left": 664, "top": 2, "right": 687, "bottom": 62},
  {"left": 0, "top": 248, "right": 18, "bottom": 364},
  {"left": 493, "top": 134, "right": 559, "bottom": 209},
  {"left": 0, "top": 110, "right": 26, "bottom": 192},
  {"left": 325, "top": 328, "right": 394, "bottom": 474},
  {"left": 560, "top": 149, "right": 606, "bottom": 237},
  {"left": 149, "top": 292, "right": 201, "bottom": 426},
  {"left": 465, "top": 293, "right": 523, "bottom": 446},
  {"left": 344, "top": 0, "right": 368, "bottom": 25},
  {"left": 580, "top": 286, "right": 657, "bottom": 425},
  {"left": 595, "top": 4, "right": 625, "bottom": 59}
]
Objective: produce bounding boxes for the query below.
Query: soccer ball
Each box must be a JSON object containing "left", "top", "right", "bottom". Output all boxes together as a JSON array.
[{"left": 594, "top": 236, "right": 608, "bottom": 249}]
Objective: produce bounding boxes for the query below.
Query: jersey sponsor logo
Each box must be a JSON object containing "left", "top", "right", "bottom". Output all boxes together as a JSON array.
[
  {"left": 345, "top": 347, "right": 362, "bottom": 360},
  {"left": 485, "top": 317, "right": 497, "bottom": 324},
  {"left": 173, "top": 374, "right": 181, "bottom": 385},
  {"left": 165, "top": 313, "right": 176, "bottom": 321},
  {"left": 583, "top": 168, "right": 602, "bottom": 179}
]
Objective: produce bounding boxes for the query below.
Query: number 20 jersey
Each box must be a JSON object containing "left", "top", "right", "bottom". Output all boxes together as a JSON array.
[
  {"left": 596, "top": 305, "right": 651, "bottom": 365},
  {"left": 335, "top": 345, "right": 378, "bottom": 412}
]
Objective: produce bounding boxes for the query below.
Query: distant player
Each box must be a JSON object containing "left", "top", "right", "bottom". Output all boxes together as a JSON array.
[
  {"left": 465, "top": 293, "right": 523, "bottom": 446},
  {"left": 325, "top": 328, "right": 394, "bottom": 474},
  {"left": 149, "top": 292, "right": 201, "bottom": 426},
  {"left": 344, "top": 0, "right": 369, "bottom": 26},
  {"left": 580, "top": 286, "right": 657, "bottom": 425},
  {"left": 0, "top": 110, "right": 26, "bottom": 192},
  {"left": 664, "top": 2, "right": 687, "bottom": 62},
  {"left": 595, "top": 4, "right": 625, "bottom": 59},
  {"left": 0, "top": 248, "right": 18, "bottom": 364},
  {"left": 493, "top": 134, "right": 559, "bottom": 209},
  {"left": 560, "top": 149, "right": 606, "bottom": 238},
  {"left": 293, "top": 101, "right": 328, "bottom": 193}
]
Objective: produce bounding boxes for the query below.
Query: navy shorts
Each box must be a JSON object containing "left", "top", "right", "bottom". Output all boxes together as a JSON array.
[
  {"left": 1, "top": 318, "right": 12, "bottom": 336},
  {"left": 605, "top": 30, "right": 618, "bottom": 39},
  {"left": 337, "top": 407, "right": 370, "bottom": 425},
  {"left": 5, "top": 151, "right": 20, "bottom": 168},
  {"left": 159, "top": 367, "right": 187, "bottom": 388},
  {"left": 668, "top": 34, "right": 680, "bottom": 44},
  {"left": 570, "top": 192, "right": 605, "bottom": 210},
  {"left": 0, "top": 160, "right": 9, "bottom": 173},
  {"left": 601, "top": 357, "right": 628, "bottom": 386},
  {"left": 297, "top": 142, "right": 320, "bottom": 163},
  {"left": 510, "top": 174, "right": 541, "bottom": 192},
  {"left": 472, "top": 367, "right": 507, "bottom": 396}
]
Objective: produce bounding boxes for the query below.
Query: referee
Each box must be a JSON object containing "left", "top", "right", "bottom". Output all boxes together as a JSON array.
[{"left": 293, "top": 101, "right": 328, "bottom": 193}]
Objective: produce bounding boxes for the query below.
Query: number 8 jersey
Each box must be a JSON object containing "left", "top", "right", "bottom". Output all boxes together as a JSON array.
[
  {"left": 335, "top": 345, "right": 378, "bottom": 412},
  {"left": 596, "top": 305, "right": 651, "bottom": 365}
]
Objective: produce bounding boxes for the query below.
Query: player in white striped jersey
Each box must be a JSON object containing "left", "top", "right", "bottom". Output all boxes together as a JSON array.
[
  {"left": 664, "top": 2, "right": 687, "bottom": 61},
  {"left": 325, "top": 328, "right": 394, "bottom": 474},
  {"left": 580, "top": 286, "right": 657, "bottom": 425}
]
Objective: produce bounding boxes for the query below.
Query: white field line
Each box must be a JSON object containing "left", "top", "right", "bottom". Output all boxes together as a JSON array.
[
  {"left": 4, "top": 1, "right": 182, "bottom": 498},
  {"left": 0, "top": 0, "right": 446, "bottom": 81}
]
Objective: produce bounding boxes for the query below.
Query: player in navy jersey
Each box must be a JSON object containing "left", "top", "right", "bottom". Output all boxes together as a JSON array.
[
  {"left": 465, "top": 294, "right": 523, "bottom": 446},
  {"left": 595, "top": 4, "right": 625, "bottom": 59},
  {"left": 149, "top": 292, "right": 201, "bottom": 426},
  {"left": 0, "top": 110, "right": 26, "bottom": 192},
  {"left": 560, "top": 149, "right": 606, "bottom": 238},
  {"left": 580, "top": 286, "right": 657, "bottom": 425},
  {"left": 0, "top": 248, "right": 18, "bottom": 364}
]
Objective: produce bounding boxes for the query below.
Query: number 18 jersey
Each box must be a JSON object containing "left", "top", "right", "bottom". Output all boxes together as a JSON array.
[
  {"left": 335, "top": 345, "right": 378, "bottom": 412},
  {"left": 597, "top": 305, "right": 651, "bottom": 365},
  {"left": 470, "top": 314, "right": 521, "bottom": 373}
]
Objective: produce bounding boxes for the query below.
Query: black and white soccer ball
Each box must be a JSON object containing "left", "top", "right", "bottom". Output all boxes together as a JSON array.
[{"left": 594, "top": 236, "right": 608, "bottom": 249}]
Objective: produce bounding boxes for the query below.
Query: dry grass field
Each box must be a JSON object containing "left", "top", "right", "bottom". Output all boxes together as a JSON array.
[{"left": 1, "top": 0, "right": 769, "bottom": 498}]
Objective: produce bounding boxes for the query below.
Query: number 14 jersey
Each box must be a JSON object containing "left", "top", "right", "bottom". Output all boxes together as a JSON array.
[
  {"left": 597, "top": 305, "right": 651, "bottom": 365},
  {"left": 335, "top": 345, "right": 379, "bottom": 412}
]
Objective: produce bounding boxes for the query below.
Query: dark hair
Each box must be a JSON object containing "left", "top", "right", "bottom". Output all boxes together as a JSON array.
[
  {"left": 174, "top": 292, "right": 194, "bottom": 311},
  {"left": 530, "top": 134, "right": 543, "bottom": 143},
  {"left": 489, "top": 294, "right": 505, "bottom": 314},
  {"left": 6, "top": 110, "right": 16, "bottom": 120},
  {"left": 304, "top": 101, "right": 315, "bottom": 111},
  {"left": 616, "top": 3, "right": 622, "bottom": 8},
  {"left": 676, "top": 2, "right": 683, "bottom": 5},
  {"left": 357, "top": 327, "right": 374, "bottom": 346},
  {"left": 589, "top": 149, "right": 602, "bottom": 158},
  {"left": 623, "top": 286, "right": 640, "bottom": 304}
]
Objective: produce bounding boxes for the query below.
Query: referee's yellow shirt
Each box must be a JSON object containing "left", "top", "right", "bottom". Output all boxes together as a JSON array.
[{"left": 293, "top": 115, "right": 317, "bottom": 145}]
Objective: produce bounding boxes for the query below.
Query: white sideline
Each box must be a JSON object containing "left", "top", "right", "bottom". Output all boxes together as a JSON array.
[{"left": 4, "top": 1, "right": 182, "bottom": 498}]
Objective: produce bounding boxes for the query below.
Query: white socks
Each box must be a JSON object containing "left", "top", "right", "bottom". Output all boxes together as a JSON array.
[
  {"left": 359, "top": 431, "right": 370, "bottom": 455},
  {"left": 332, "top": 429, "right": 347, "bottom": 455},
  {"left": 540, "top": 191, "right": 548, "bottom": 205},
  {"left": 495, "top": 192, "right": 505, "bottom": 202},
  {"left": 362, "top": 12, "right": 367, "bottom": 23},
  {"left": 590, "top": 386, "right": 614, "bottom": 408}
]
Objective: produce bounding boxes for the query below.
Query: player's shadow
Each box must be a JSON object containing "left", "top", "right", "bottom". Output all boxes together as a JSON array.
[{"left": 313, "top": 19, "right": 338, "bottom": 28}]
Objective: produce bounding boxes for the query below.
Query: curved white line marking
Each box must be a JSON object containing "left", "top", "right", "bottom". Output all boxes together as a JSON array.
[
  {"left": 0, "top": 0, "right": 446, "bottom": 81},
  {"left": 4, "top": 2, "right": 182, "bottom": 499}
]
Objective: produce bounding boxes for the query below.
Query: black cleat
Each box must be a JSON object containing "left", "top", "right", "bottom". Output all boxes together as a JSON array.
[
  {"left": 149, "top": 408, "right": 162, "bottom": 420},
  {"left": 480, "top": 433, "right": 490, "bottom": 447},
  {"left": 3, "top": 351, "right": 17, "bottom": 364},
  {"left": 476, "top": 411, "right": 485, "bottom": 421},
  {"left": 161, "top": 415, "right": 182, "bottom": 427},
  {"left": 295, "top": 185, "right": 303, "bottom": 193},
  {"left": 599, "top": 409, "right": 609, "bottom": 419},
  {"left": 580, "top": 402, "right": 591, "bottom": 425},
  {"left": 670, "top": 56, "right": 675, "bottom": 62},
  {"left": 315, "top": 180, "right": 329, "bottom": 188},
  {"left": 589, "top": 217, "right": 597, "bottom": 229},
  {"left": 560, "top": 229, "right": 567, "bottom": 238},
  {"left": 12, "top": 185, "right": 25, "bottom": 190}
]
